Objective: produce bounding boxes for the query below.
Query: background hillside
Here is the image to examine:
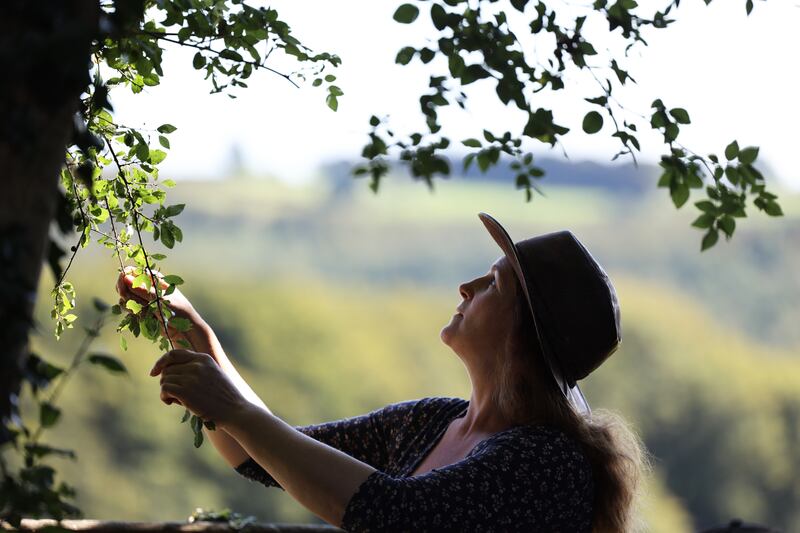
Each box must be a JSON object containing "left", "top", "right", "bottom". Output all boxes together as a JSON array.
[{"left": 16, "top": 164, "right": 800, "bottom": 532}]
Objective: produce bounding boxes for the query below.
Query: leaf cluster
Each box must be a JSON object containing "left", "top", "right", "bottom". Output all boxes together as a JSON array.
[
  {"left": 48, "top": 0, "right": 341, "bottom": 453},
  {"left": 355, "top": 0, "right": 781, "bottom": 250},
  {"left": 1, "top": 304, "right": 126, "bottom": 527}
]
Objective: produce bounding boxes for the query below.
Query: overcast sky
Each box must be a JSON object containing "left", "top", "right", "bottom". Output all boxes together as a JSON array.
[{"left": 110, "top": 1, "right": 800, "bottom": 191}]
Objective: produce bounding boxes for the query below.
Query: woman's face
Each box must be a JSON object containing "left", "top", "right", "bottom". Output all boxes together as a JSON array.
[{"left": 441, "top": 255, "right": 518, "bottom": 360}]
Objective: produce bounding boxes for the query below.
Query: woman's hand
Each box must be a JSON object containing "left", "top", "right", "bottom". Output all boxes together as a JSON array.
[
  {"left": 115, "top": 266, "right": 210, "bottom": 351},
  {"left": 150, "top": 349, "right": 247, "bottom": 426}
]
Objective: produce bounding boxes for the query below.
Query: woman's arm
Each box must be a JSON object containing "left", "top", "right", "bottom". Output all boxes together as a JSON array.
[
  {"left": 116, "top": 269, "right": 267, "bottom": 468},
  {"left": 151, "top": 348, "right": 378, "bottom": 528},
  {"left": 221, "top": 401, "right": 377, "bottom": 527},
  {"left": 190, "top": 323, "right": 272, "bottom": 468}
]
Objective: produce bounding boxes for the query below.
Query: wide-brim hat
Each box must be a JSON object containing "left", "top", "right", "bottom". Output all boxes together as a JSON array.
[{"left": 478, "top": 212, "right": 621, "bottom": 415}]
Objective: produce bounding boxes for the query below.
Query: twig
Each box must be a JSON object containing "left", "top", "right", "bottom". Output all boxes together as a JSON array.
[
  {"left": 104, "top": 136, "right": 174, "bottom": 351},
  {"left": 142, "top": 31, "right": 299, "bottom": 88},
  {"left": 30, "top": 315, "right": 105, "bottom": 445},
  {"left": 586, "top": 66, "right": 638, "bottom": 166},
  {"left": 55, "top": 236, "right": 83, "bottom": 289}
]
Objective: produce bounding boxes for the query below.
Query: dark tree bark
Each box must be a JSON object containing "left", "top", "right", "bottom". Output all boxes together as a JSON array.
[{"left": 0, "top": 0, "right": 98, "bottom": 434}]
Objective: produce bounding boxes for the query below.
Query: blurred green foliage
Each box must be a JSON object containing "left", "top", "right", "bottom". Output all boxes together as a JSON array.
[{"left": 14, "top": 177, "right": 799, "bottom": 531}]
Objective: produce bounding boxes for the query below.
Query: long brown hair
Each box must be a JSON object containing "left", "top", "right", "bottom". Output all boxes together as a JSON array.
[{"left": 492, "top": 274, "right": 649, "bottom": 533}]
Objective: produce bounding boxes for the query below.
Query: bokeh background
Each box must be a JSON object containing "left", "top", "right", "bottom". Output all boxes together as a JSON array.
[
  {"left": 17, "top": 165, "right": 800, "bottom": 532},
  {"left": 11, "top": 1, "right": 800, "bottom": 531}
]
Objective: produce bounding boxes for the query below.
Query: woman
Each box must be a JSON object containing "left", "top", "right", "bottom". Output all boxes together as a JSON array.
[{"left": 118, "top": 212, "right": 646, "bottom": 532}]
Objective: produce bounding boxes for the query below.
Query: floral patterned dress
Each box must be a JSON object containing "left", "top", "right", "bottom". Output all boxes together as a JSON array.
[{"left": 234, "top": 396, "right": 593, "bottom": 532}]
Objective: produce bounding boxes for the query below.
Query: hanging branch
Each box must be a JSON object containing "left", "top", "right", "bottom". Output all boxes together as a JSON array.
[{"left": 104, "top": 137, "right": 174, "bottom": 351}]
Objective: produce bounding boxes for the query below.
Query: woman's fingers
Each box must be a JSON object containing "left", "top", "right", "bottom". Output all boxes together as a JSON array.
[
  {"left": 150, "top": 349, "right": 209, "bottom": 376},
  {"left": 160, "top": 383, "right": 184, "bottom": 406}
]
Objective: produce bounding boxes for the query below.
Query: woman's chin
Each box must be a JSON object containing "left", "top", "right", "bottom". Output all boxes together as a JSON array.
[{"left": 440, "top": 322, "right": 457, "bottom": 346}]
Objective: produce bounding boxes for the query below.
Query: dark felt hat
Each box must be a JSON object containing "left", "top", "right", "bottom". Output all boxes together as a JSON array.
[{"left": 478, "top": 212, "right": 621, "bottom": 414}]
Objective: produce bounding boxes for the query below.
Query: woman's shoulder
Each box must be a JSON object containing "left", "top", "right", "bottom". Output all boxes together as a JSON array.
[{"left": 380, "top": 395, "right": 467, "bottom": 419}]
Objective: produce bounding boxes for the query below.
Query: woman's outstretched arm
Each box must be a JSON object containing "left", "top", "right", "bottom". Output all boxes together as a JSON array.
[
  {"left": 151, "top": 349, "right": 377, "bottom": 527},
  {"left": 222, "top": 402, "right": 377, "bottom": 527},
  {"left": 115, "top": 269, "right": 267, "bottom": 468},
  {"left": 191, "top": 324, "right": 272, "bottom": 468}
]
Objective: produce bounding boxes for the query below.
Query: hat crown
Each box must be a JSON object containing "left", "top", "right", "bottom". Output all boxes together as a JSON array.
[{"left": 514, "top": 230, "right": 621, "bottom": 384}]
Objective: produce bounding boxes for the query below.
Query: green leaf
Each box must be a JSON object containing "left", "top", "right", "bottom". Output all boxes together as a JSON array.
[
  {"left": 87, "top": 353, "right": 128, "bottom": 374},
  {"left": 92, "top": 298, "right": 110, "bottom": 312},
  {"left": 665, "top": 123, "right": 679, "bottom": 143},
  {"left": 738, "top": 146, "right": 759, "bottom": 165},
  {"left": 171, "top": 225, "right": 183, "bottom": 242},
  {"left": 764, "top": 200, "right": 783, "bottom": 217},
  {"left": 192, "top": 52, "right": 205, "bottom": 69},
  {"left": 150, "top": 150, "right": 167, "bottom": 165},
  {"left": 181, "top": 409, "right": 191, "bottom": 423},
  {"left": 161, "top": 226, "right": 175, "bottom": 249},
  {"left": 136, "top": 142, "right": 150, "bottom": 162},
  {"left": 393, "top": 4, "right": 420, "bottom": 23},
  {"left": 431, "top": 3, "right": 447, "bottom": 30},
  {"left": 324, "top": 74, "right": 336, "bottom": 82},
  {"left": 582, "top": 111, "right": 603, "bottom": 134},
  {"left": 725, "top": 140, "right": 739, "bottom": 161},
  {"left": 158, "top": 135, "right": 170, "bottom": 149},
  {"left": 691, "top": 213, "right": 715, "bottom": 229},
  {"left": 369, "top": 115, "right": 380, "bottom": 127},
  {"left": 312, "top": 78, "right": 323, "bottom": 87},
  {"left": 669, "top": 108, "right": 691, "bottom": 124},
  {"left": 670, "top": 183, "right": 690, "bottom": 208},
  {"left": 165, "top": 204, "right": 185, "bottom": 217},
  {"left": 694, "top": 200, "right": 717, "bottom": 213},
  {"left": 395, "top": 46, "right": 416, "bottom": 65},
  {"left": 719, "top": 215, "right": 736, "bottom": 237},
  {"left": 326, "top": 93, "right": 338, "bottom": 112},
  {"left": 462, "top": 139, "right": 482, "bottom": 148},
  {"left": 701, "top": 229, "right": 719, "bottom": 251},
  {"left": 126, "top": 300, "right": 143, "bottom": 314},
  {"left": 24, "top": 443, "right": 76, "bottom": 460},
  {"left": 169, "top": 317, "right": 192, "bottom": 332},
  {"left": 163, "top": 275, "right": 184, "bottom": 285},
  {"left": 157, "top": 124, "right": 177, "bottom": 134},
  {"left": 120, "top": 336, "right": 128, "bottom": 351},
  {"left": 40, "top": 402, "right": 61, "bottom": 428},
  {"left": 219, "top": 49, "right": 243, "bottom": 62}
]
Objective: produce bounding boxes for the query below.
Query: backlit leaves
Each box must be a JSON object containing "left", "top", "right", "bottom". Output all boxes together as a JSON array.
[
  {"left": 582, "top": 111, "right": 604, "bottom": 134},
  {"left": 394, "top": 4, "right": 420, "bottom": 23},
  {"left": 361, "top": 0, "right": 781, "bottom": 250}
]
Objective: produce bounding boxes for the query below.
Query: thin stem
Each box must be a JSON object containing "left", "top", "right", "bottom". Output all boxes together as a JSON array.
[
  {"left": 30, "top": 315, "right": 105, "bottom": 445},
  {"left": 104, "top": 137, "right": 174, "bottom": 351},
  {"left": 142, "top": 31, "right": 299, "bottom": 88},
  {"left": 55, "top": 235, "right": 83, "bottom": 290},
  {"left": 586, "top": 66, "right": 638, "bottom": 166},
  {"left": 92, "top": 169, "right": 126, "bottom": 273},
  {"left": 53, "top": 162, "right": 92, "bottom": 288}
]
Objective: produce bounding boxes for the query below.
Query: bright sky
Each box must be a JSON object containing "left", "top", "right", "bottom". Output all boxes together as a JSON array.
[{"left": 111, "top": 1, "right": 800, "bottom": 191}]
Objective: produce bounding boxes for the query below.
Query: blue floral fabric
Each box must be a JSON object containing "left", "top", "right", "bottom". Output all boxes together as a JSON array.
[{"left": 234, "top": 396, "right": 593, "bottom": 532}]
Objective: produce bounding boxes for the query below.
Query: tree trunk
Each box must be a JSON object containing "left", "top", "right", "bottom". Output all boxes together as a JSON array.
[{"left": 0, "top": 0, "right": 98, "bottom": 435}]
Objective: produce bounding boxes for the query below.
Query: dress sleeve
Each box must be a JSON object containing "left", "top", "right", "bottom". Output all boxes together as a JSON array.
[
  {"left": 234, "top": 398, "right": 423, "bottom": 489},
  {"left": 339, "top": 429, "right": 594, "bottom": 533}
]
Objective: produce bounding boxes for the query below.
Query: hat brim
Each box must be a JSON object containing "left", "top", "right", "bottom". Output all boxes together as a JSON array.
[{"left": 478, "top": 212, "right": 590, "bottom": 416}]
